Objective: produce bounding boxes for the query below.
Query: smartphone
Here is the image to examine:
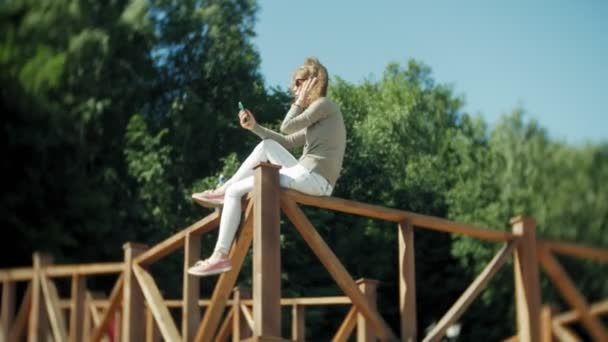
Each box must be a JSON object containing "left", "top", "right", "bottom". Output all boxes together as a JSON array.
[{"left": 238, "top": 101, "right": 249, "bottom": 123}]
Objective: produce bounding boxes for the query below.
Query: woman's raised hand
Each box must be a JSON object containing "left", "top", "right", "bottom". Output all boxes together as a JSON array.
[
  {"left": 295, "top": 77, "right": 317, "bottom": 107},
  {"left": 239, "top": 109, "right": 256, "bottom": 130}
]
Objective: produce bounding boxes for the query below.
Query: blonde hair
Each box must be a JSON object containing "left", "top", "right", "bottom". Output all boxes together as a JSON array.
[{"left": 291, "top": 57, "right": 328, "bottom": 107}]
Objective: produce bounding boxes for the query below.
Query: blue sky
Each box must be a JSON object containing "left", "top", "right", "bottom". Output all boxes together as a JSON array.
[{"left": 253, "top": 1, "right": 607, "bottom": 144}]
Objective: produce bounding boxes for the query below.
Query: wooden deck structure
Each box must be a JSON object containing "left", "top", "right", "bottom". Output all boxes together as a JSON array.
[{"left": 1, "top": 162, "right": 607, "bottom": 341}]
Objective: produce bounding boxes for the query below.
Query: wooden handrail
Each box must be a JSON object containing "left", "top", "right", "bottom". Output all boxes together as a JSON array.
[
  {"left": 540, "top": 240, "right": 608, "bottom": 263},
  {"left": 284, "top": 190, "right": 516, "bottom": 242},
  {"left": 553, "top": 299, "right": 608, "bottom": 325}
]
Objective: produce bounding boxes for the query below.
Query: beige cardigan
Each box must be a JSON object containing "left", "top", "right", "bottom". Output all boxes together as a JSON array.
[{"left": 250, "top": 97, "right": 346, "bottom": 186}]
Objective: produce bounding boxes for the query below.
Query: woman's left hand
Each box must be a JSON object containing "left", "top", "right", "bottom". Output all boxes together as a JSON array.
[{"left": 295, "top": 77, "right": 317, "bottom": 107}]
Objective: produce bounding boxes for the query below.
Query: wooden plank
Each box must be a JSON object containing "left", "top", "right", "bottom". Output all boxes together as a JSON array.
[
  {"left": 122, "top": 243, "right": 148, "bottom": 342},
  {"left": 554, "top": 299, "right": 608, "bottom": 325},
  {"left": 357, "top": 279, "right": 378, "bottom": 342},
  {"left": 28, "top": 253, "right": 51, "bottom": 342},
  {"left": 135, "top": 211, "right": 221, "bottom": 266},
  {"left": 399, "top": 220, "right": 417, "bottom": 342},
  {"left": 8, "top": 282, "right": 32, "bottom": 342},
  {"left": 45, "top": 263, "right": 124, "bottom": 277},
  {"left": 511, "top": 217, "right": 542, "bottom": 342},
  {"left": 145, "top": 308, "right": 161, "bottom": 342},
  {"left": 539, "top": 247, "right": 608, "bottom": 341},
  {"left": 90, "top": 275, "right": 124, "bottom": 342},
  {"left": 1, "top": 280, "right": 16, "bottom": 341},
  {"left": 280, "top": 197, "right": 398, "bottom": 341},
  {"left": 331, "top": 307, "right": 357, "bottom": 342},
  {"left": 541, "top": 240, "right": 608, "bottom": 264},
  {"left": 132, "top": 264, "right": 182, "bottom": 342},
  {"left": 552, "top": 321, "right": 581, "bottom": 342},
  {"left": 423, "top": 242, "right": 516, "bottom": 342},
  {"left": 194, "top": 202, "right": 254, "bottom": 342},
  {"left": 233, "top": 287, "right": 252, "bottom": 341},
  {"left": 291, "top": 305, "right": 305, "bottom": 342},
  {"left": 83, "top": 292, "right": 103, "bottom": 341},
  {"left": 40, "top": 275, "right": 68, "bottom": 342},
  {"left": 284, "top": 190, "right": 515, "bottom": 242},
  {"left": 69, "top": 274, "right": 86, "bottom": 342},
  {"left": 182, "top": 231, "right": 201, "bottom": 341},
  {"left": 2, "top": 268, "right": 34, "bottom": 282},
  {"left": 541, "top": 306, "right": 554, "bottom": 342},
  {"left": 253, "top": 163, "right": 282, "bottom": 337},
  {"left": 240, "top": 304, "right": 255, "bottom": 331},
  {"left": 216, "top": 307, "right": 234, "bottom": 342}
]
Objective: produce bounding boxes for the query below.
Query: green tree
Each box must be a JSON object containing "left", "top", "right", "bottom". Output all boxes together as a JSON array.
[{"left": 0, "top": 0, "right": 157, "bottom": 264}]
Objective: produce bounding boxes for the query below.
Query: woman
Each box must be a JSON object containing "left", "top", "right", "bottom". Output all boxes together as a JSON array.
[{"left": 188, "top": 57, "right": 346, "bottom": 277}]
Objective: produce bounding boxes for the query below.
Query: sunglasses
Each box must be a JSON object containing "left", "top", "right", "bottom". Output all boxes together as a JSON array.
[{"left": 294, "top": 78, "right": 306, "bottom": 87}]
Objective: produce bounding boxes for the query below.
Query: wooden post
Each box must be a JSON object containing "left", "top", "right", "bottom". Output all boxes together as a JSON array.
[
  {"left": 182, "top": 231, "right": 201, "bottom": 342},
  {"left": 356, "top": 278, "right": 378, "bottom": 342},
  {"left": 291, "top": 305, "right": 305, "bottom": 341},
  {"left": 28, "top": 253, "right": 51, "bottom": 342},
  {"left": 541, "top": 305, "right": 554, "bottom": 342},
  {"left": 145, "top": 307, "right": 161, "bottom": 342},
  {"left": 122, "top": 243, "right": 148, "bottom": 342},
  {"left": 253, "top": 162, "right": 282, "bottom": 338},
  {"left": 1, "top": 279, "right": 16, "bottom": 341},
  {"left": 398, "top": 220, "right": 417, "bottom": 342},
  {"left": 511, "top": 216, "right": 541, "bottom": 342},
  {"left": 233, "top": 287, "right": 252, "bottom": 341},
  {"left": 69, "top": 274, "right": 86, "bottom": 342}
]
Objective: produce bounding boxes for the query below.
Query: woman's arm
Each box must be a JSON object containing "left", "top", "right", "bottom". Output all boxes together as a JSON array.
[
  {"left": 280, "top": 99, "right": 332, "bottom": 134},
  {"left": 250, "top": 124, "right": 305, "bottom": 150}
]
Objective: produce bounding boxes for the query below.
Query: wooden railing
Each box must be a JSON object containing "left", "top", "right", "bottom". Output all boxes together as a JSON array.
[{"left": 1, "top": 162, "right": 607, "bottom": 341}]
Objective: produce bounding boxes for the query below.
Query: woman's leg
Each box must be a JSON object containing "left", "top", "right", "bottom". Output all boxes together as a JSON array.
[
  {"left": 219, "top": 140, "right": 298, "bottom": 191},
  {"left": 213, "top": 176, "right": 254, "bottom": 255}
]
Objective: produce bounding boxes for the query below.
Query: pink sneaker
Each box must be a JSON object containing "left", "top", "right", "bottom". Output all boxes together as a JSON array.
[
  {"left": 191, "top": 190, "right": 224, "bottom": 208},
  {"left": 187, "top": 257, "right": 232, "bottom": 277}
]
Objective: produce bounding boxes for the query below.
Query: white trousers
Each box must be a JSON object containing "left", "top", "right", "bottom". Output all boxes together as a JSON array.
[{"left": 214, "top": 139, "right": 333, "bottom": 254}]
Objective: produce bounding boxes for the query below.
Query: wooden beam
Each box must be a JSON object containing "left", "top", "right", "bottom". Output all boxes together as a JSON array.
[
  {"left": 291, "top": 305, "right": 305, "bottom": 342},
  {"left": 253, "top": 162, "right": 282, "bottom": 337},
  {"left": 135, "top": 212, "right": 220, "bottom": 266},
  {"left": 122, "top": 243, "right": 148, "bottom": 342},
  {"left": 423, "top": 242, "right": 516, "bottom": 342},
  {"left": 8, "top": 282, "right": 32, "bottom": 342},
  {"left": 240, "top": 304, "right": 255, "bottom": 331},
  {"left": 280, "top": 197, "right": 398, "bottom": 341},
  {"left": 541, "top": 306, "right": 554, "bottom": 342},
  {"left": 69, "top": 274, "right": 86, "bottom": 342},
  {"left": 90, "top": 275, "right": 124, "bottom": 342},
  {"left": 540, "top": 240, "right": 608, "bottom": 264},
  {"left": 45, "top": 263, "right": 124, "bottom": 277},
  {"left": 194, "top": 202, "right": 254, "bottom": 342},
  {"left": 145, "top": 308, "right": 161, "bottom": 342},
  {"left": 1, "top": 280, "right": 16, "bottom": 341},
  {"left": 357, "top": 278, "right": 379, "bottom": 342},
  {"left": 2, "top": 269, "right": 34, "bottom": 282},
  {"left": 182, "top": 230, "right": 201, "bottom": 341},
  {"left": 28, "top": 253, "right": 51, "bottom": 342},
  {"left": 539, "top": 247, "right": 608, "bottom": 341},
  {"left": 215, "top": 307, "right": 234, "bottom": 342},
  {"left": 132, "top": 264, "right": 181, "bottom": 342},
  {"left": 554, "top": 299, "right": 608, "bottom": 325},
  {"left": 552, "top": 321, "right": 581, "bottom": 342},
  {"left": 332, "top": 307, "right": 357, "bottom": 342},
  {"left": 40, "top": 275, "right": 68, "bottom": 342},
  {"left": 233, "top": 287, "right": 252, "bottom": 341},
  {"left": 399, "top": 220, "right": 417, "bottom": 342},
  {"left": 511, "top": 217, "right": 542, "bottom": 342},
  {"left": 284, "top": 190, "right": 515, "bottom": 242}
]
